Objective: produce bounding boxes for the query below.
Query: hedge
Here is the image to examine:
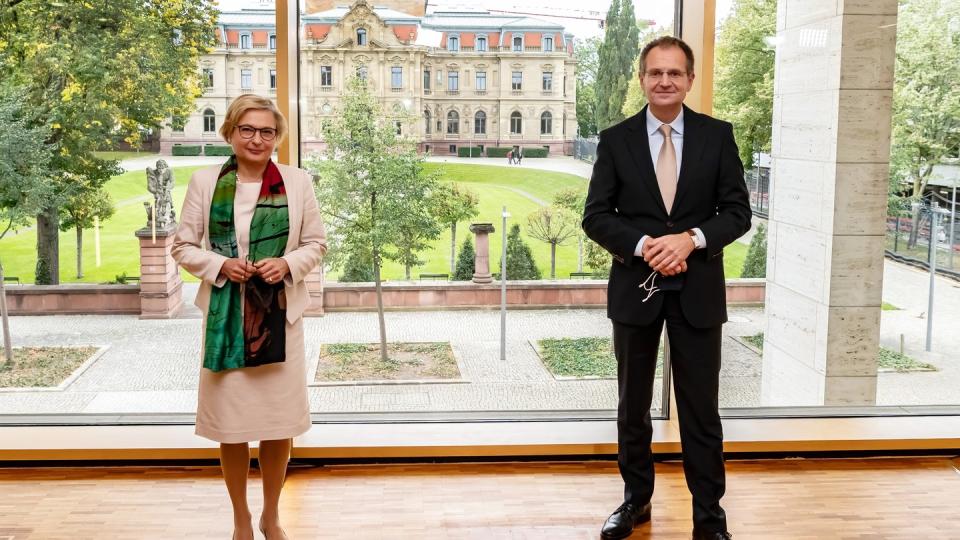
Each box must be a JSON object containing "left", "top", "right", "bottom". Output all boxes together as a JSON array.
[
  {"left": 456, "top": 147, "right": 483, "bottom": 157},
  {"left": 522, "top": 147, "right": 548, "bottom": 158},
  {"left": 204, "top": 144, "right": 234, "bottom": 156},
  {"left": 172, "top": 145, "right": 202, "bottom": 156},
  {"left": 486, "top": 147, "right": 513, "bottom": 158}
]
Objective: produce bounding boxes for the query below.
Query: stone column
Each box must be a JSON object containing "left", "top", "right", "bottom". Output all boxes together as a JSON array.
[
  {"left": 762, "top": 0, "right": 897, "bottom": 406},
  {"left": 135, "top": 225, "right": 183, "bottom": 319},
  {"left": 470, "top": 223, "right": 495, "bottom": 284}
]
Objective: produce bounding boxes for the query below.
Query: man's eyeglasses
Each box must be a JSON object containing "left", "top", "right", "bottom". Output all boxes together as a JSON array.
[
  {"left": 235, "top": 124, "right": 278, "bottom": 141},
  {"left": 644, "top": 69, "right": 688, "bottom": 81}
]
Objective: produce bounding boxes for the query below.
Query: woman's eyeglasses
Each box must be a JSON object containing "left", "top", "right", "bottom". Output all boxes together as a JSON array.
[{"left": 235, "top": 124, "right": 278, "bottom": 141}]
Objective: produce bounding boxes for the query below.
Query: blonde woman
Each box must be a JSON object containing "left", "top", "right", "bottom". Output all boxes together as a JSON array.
[{"left": 172, "top": 94, "right": 326, "bottom": 540}]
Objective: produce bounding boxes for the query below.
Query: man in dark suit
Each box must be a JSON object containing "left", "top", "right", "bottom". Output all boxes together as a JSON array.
[{"left": 582, "top": 36, "right": 751, "bottom": 540}]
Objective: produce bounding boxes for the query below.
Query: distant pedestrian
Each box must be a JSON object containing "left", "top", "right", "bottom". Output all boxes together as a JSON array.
[
  {"left": 507, "top": 150, "right": 514, "bottom": 164},
  {"left": 517, "top": 149, "right": 523, "bottom": 166}
]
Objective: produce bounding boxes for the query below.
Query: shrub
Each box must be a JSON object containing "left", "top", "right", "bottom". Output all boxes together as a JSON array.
[
  {"left": 171, "top": 145, "right": 202, "bottom": 156},
  {"left": 452, "top": 237, "right": 475, "bottom": 281},
  {"left": 486, "top": 147, "right": 512, "bottom": 158},
  {"left": 740, "top": 223, "right": 767, "bottom": 278},
  {"left": 204, "top": 144, "right": 234, "bottom": 156},
  {"left": 501, "top": 224, "right": 541, "bottom": 280},
  {"left": 456, "top": 147, "right": 483, "bottom": 157},
  {"left": 521, "top": 147, "right": 548, "bottom": 158},
  {"left": 340, "top": 253, "right": 375, "bottom": 282}
]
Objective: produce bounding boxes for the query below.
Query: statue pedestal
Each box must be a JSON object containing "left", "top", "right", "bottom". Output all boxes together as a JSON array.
[
  {"left": 470, "top": 223, "right": 495, "bottom": 284},
  {"left": 135, "top": 225, "right": 183, "bottom": 319}
]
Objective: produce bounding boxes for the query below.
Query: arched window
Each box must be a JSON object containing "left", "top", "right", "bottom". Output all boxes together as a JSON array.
[
  {"left": 203, "top": 109, "right": 216, "bottom": 133},
  {"left": 357, "top": 28, "right": 367, "bottom": 46},
  {"left": 447, "top": 111, "right": 459, "bottom": 134},
  {"left": 474, "top": 111, "right": 486, "bottom": 134},
  {"left": 540, "top": 111, "right": 552, "bottom": 134},
  {"left": 424, "top": 110, "right": 432, "bottom": 134},
  {"left": 510, "top": 111, "right": 522, "bottom": 134}
]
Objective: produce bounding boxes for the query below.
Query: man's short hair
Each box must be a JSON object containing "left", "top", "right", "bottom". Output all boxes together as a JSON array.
[{"left": 638, "top": 36, "right": 695, "bottom": 76}]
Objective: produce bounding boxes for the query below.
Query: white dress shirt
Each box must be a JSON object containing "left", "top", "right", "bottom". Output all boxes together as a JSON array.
[{"left": 634, "top": 107, "right": 706, "bottom": 257}]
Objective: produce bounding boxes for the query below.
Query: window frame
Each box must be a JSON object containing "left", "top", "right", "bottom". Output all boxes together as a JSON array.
[
  {"left": 448, "top": 70, "right": 459, "bottom": 91},
  {"left": 540, "top": 111, "right": 552, "bottom": 134},
  {"left": 240, "top": 68, "right": 253, "bottom": 90},
  {"left": 512, "top": 34, "right": 524, "bottom": 52},
  {"left": 447, "top": 110, "right": 460, "bottom": 134},
  {"left": 202, "top": 108, "right": 216, "bottom": 133},
  {"left": 240, "top": 32, "right": 252, "bottom": 49},
  {"left": 474, "top": 110, "right": 487, "bottom": 134},
  {"left": 357, "top": 28, "right": 367, "bottom": 46},
  {"left": 542, "top": 71, "right": 552, "bottom": 92},
  {"left": 475, "top": 70, "right": 486, "bottom": 91},
  {"left": 510, "top": 111, "right": 522, "bottom": 134},
  {"left": 391, "top": 66, "right": 403, "bottom": 89},
  {"left": 512, "top": 71, "right": 523, "bottom": 91},
  {"left": 320, "top": 65, "right": 333, "bottom": 87},
  {"left": 477, "top": 35, "right": 488, "bottom": 52}
]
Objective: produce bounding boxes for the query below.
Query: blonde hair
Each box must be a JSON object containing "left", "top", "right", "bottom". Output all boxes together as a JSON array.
[{"left": 219, "top": 94, "right": 288, "bottom": 144}]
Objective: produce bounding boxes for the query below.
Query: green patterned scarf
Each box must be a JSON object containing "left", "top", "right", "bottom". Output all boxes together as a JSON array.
[{"left": 204, "top": 155, "right": 290, "bottom": 372}]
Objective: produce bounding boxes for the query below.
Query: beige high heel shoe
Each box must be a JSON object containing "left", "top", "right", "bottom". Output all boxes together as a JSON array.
[{"left": 259, "top": 518, "right": 289, "bottom": 540}]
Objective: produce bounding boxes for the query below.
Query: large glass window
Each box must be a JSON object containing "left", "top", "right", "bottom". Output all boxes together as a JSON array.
[
  {"left": 510, "top": 111, "right": 522, "bottom": 134},
  {"left": 446, "top": 110, "right": 459, "bottom": 133},
  {"left": 474, "top": 110, "right": 486, "bottom": 134},
  {"left": 447, "top": 71, "right": 459, "bottom": 91},
  {"left": 540, "top": 111, "right": 552, "bottom": 134},
  {"left": 476, "top": 71, "right": 486, "bottom": 91}
]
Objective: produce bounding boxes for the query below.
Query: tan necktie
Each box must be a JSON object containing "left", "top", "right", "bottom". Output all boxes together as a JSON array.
[{"left": 656, "top": 123, "right": 678, "bottom": 213}]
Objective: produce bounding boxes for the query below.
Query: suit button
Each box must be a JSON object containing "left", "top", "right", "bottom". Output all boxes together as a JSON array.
[{"left": 666, "top": 221, "right": 674, "bottom": 228}]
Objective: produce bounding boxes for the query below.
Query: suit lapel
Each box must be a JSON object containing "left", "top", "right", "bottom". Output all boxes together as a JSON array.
[
  {"left": 625, "top": 106, "right": 668, "bottom": 216},
  {"left": 672, "top": 105, "right": 704, "bottom": 214},
  {"left": 283, "top": 166, "right": 301, "bottom": 256}
]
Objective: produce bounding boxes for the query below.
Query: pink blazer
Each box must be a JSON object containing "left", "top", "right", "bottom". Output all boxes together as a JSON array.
[{"left": 171, "top": 162, "right": 327, "bottom": 324}]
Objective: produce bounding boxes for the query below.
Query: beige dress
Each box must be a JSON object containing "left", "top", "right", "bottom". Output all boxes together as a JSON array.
[{"left": 194, "top": 181, "right": 311, "bottom": 443}]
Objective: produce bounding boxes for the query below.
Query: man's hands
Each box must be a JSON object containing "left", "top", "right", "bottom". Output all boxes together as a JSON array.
[
  {"left": 220, "top": 257, "right": 290, "bottom": 284},
  {"left": 642, "top": 233, "right": 695, "bottom": 276}
]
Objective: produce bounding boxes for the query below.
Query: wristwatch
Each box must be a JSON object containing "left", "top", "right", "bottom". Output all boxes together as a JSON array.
[{"left": 686, "top": 229, "right": 700, "bottom": 249}]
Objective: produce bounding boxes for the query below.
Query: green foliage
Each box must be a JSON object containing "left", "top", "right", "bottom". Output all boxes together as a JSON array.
[
  {"left": 0, "top": 84, "right": 54, "bottom": 241},
  {"left": 457, "top": 147, "right": 483, "bottom": 157},
  {"left": 877, "top": 347, "right": 937, "bottom": 372},
  {"left": 521, "top": 147, "right": 548, "bottom": 158},
  {"left": 526, "top": 205, "right": 579, "bottom": 278},
  {"left": 432, "top": 182, "right": 479, "bottom": 273},
  {"left": 539, "top": 337, "right": 616, "bottom": 377},
  {"left": 452, "top": 237, "right": 475, "bottom": 281},
  {"left": 501, "top": 224, "right": 541, "bottom": 280},
  {"left": 595, "top": 0, "right": 640, "bottom": 131},
  {"left": 740, "top": 223, "right": 767, "bottom": 278},
  {"left": 574, "top": 36, "right": 602, "bottom": 137},
  {"left": 203, "top": 144, "right": 234, "bottom": 156},
  {"left": 172, "top": 145, "right": 203, "bottom": 156},
  {"left": 584, "top": 239, "right": 611, "bottom": 277},
  {"left": 486, "top": 147, "right": 513, "bottom": 158},
  {"left": 713, "top": 0, "right": 776, "bottom": 168},
  {"left": 340, "top": 252, "right": 375, "bottom": 282},
  {"left": 622, "top": 25, "right": 672, "bottom": 118}
]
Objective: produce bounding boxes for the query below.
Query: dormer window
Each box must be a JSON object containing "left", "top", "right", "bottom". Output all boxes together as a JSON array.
[
  {"left": 513, "top": 35, "right": 523, "bottom": 52},
  {"left": 357, "top": 28, "right": 367, "bottom": 46},
  {"left": 269, "top": 33, "right": 276, "bottom": 49},
  {"left": 240, "top": 32, "right": 252, "bottom": 49},
  {"left": 477, "top": 36, "right": 487, "bottom": 52},
  {"left": 544, "top": 36, "right": 553, "bottom": 52},
  {"left": 448, "top": 35, "right": 459, "bottom": 52}
]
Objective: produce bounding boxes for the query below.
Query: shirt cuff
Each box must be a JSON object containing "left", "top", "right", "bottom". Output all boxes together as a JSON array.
[
  {"left": 634, "top": 235, "right": 649, "bottom": 257},
  {"left": 692, "top": 228, "right": 706, "bottom": 249}
]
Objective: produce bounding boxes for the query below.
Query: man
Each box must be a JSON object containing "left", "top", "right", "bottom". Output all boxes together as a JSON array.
[{"left": 582, "top": 36, "right": 751, "bottom": 540}]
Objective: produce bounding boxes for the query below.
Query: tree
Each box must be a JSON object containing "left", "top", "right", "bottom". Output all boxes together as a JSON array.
[
  {"left": 452, "top": 237, "right": 475, "bottom": 281},
  {"left": 740, "top": 223, "right": 767, "bottom": 278},
  {"left": 0, "top": 0, "right": 217, "bottom": 283},
  {"left": 584, "top": 238, "right": 611, "bottom": 278},
  {"left": 713, "top": 0, "right": 776, "bottom": 168},
  {"left": 622, "top": 24, "right": 672, "bottom": 118},
  {"left": 340, "top": 252, "right": 375, "bottom": 282},
  {"left": 501, "top": 224, "right": 541, "bottom": 280},
  {"left": 595, "top": 0, "right": 640, "bottom": 131},
  {"left": 526, "top": 206, "right": 578, "bottom": 278},
  {"left": 59, "top": 184, "right": 117, "bottom": 279},
  {"left": 309, "top": 76, "right": 442, "bottom": 361},
  {"left": 432, "top": 183, "right": 479, "bottom": 273},
  {"left": 553, "top": 187, "right": 588, "bottom": 272},
  {"left": 574, "top": 36, "right": 602, "bottom": 137},
  {"left": 889, "top": 0, "right": 960, "bottom": 247},
  {"left": 0, "top": 84, "right": 54, "bottom": 367}
]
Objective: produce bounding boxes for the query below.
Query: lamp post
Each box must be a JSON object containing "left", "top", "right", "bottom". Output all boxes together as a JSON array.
[
  {"left": 926, "top": 201, "right": 949, "bottom": 351},
  {"left": 500, "top": 206, "right": 510, "bottom": 362}
]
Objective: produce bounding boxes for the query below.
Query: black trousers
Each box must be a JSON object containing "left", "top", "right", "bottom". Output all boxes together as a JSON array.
[{"left": 613, "top": 292, "right": 727, "bottom": 532}]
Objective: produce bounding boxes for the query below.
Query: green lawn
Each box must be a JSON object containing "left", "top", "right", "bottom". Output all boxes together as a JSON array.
[
  {"left": 0, "top": 162, "right": 749, "bottom": 283},
  {"left": 93, "top": 151, "right": 159, "bottom": 161}
]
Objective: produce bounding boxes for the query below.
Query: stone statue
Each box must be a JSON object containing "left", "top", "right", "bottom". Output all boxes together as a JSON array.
[{"left": 146, "top": 159, "right": 176, "bottom": 228}]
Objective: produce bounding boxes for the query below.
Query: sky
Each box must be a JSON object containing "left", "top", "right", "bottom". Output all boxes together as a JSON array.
[{"left": 216, "top": 0, "right": 736, "bottom": 40}]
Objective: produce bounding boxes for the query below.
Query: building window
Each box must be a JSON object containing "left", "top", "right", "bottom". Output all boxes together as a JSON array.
[
  {"left": 475, "top": 71, "right": 486, "bottom": 91},
  {"left": 513, "top": 35, "right": 523, "bottom": 52},
  {"left": 357, "top": 28, "right": 367, "bottom": 45},
  {"left": 202, "top": 68, "right": 214, "bottom": 88},
  {"left": 540, "top": 111, "right": 552, "bottom": 134},
  {"left": 544, "top": 36, "right": 553, "bottom": 52},
  {"left": 425, "top": 110, "right": 431, "bottom": 134},
  {"left": 240, "top": 33, "right": 251, "bottom": 49},
  {"left": 448, "top": 36, "right": 459, "bottom": 52},
  {"left": 512, "top": 71, "right": 522, "bottom": 91},
  {"left": 358, "top": 65, "right": 368, "bottom": 82},
  {"left": 203, "top": 109, "right": 216, "bottom": 133},
  {"left": 321, "top": 66, "right": 332, "bottom": 86},
  {"left": 474, "top": 111, "right": 486, "bottom": 134},
  {"left": 542, "top": 72, "right": 553, "bottom": 91},
  {"left": 269, "top": 34, "right": 276, "bottom": 50},
  {"left": 447, "top": 111, "right": 459, "bottom": 134},
  {"left": 510, "top": 111, "right": 522, "bottom": 134},
  {"left": 448, "top": 71, "right": 459, "bottom": 91},
  {"left": 391, "top": 66, "right": 402, "bottom": 89},
  {"left": 395, "top": 121, "right": 402, "bottom": 135},
  {"left": 423, "top": 69, "right": 431, "bottom": 90},
  {"left": 270, "top": 69, "right": 277, "bottom": 90},
  {"left": 477, "top": 36, "right": 487, "bottom": 52},
  {"left": 240, "top": 69, "right": 252, "bottom": 90}
]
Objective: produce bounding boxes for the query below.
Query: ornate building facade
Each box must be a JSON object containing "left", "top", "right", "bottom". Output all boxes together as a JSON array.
[{"left": 160, "top": 0, "right": 578, "bottom": 156}]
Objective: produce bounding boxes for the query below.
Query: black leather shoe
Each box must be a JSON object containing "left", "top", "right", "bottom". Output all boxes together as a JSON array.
[
  {"left": 692, "top": 530, "right": 732, "bottom": 540},
  {"left": 600, "top": 502, "right": 652, "bottom": 540}
]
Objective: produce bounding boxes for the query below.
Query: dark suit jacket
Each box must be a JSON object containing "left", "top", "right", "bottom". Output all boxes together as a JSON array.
[{"left": 582, "top": 105, "right": 752, "bottom": 329}]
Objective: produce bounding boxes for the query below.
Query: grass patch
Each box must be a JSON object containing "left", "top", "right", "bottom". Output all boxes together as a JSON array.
[
  {"left": 316, "top": 342, "right": 460, "bottom": 382},
  {"left": 93, "top": 151, "right": 158, "bottom": 161},
  {"left": 881, "top": 302, "right": 900, "bottom": 311},
  {"left": 742, "top": 333, "right": 765, "bottom": 350},
  {"left": 537, "top": 337, "right": 663, "bottom": 378},
  {"left": 739, "top": 333, "right": 937, "bottom": 372},
  {"left": 0, "top": 347, "right": 98, "bottom": 388}
]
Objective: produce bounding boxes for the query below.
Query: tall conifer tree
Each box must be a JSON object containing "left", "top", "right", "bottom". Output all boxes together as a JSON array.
[{"left": 595, "top": 0, "right": 640, "bottom": 131}]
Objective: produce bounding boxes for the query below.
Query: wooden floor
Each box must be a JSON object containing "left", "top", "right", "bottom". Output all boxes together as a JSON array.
[{"left": 0, "top": 457, "right": 958, "bottom": 539}]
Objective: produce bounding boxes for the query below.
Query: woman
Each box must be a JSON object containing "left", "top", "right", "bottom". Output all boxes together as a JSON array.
[{"left": 172, "top": 94, "right": 326, "bottom": 540}]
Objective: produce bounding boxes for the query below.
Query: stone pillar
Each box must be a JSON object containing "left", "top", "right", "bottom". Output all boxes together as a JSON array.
[
  {"left": 470, "top": 223, "right": 495, "bottom": 284},
  {"left": 136, "top": 225, "right": 183, "bottom": 319},
  {"left": 762, "top": 0, "right": 897, "bottom": 406}
]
